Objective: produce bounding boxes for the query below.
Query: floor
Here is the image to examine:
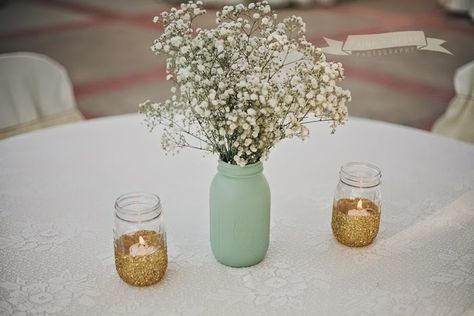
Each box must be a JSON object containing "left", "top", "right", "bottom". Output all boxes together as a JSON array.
[{"left": 0, "top": 0, "right": 473, "bottom": 130}]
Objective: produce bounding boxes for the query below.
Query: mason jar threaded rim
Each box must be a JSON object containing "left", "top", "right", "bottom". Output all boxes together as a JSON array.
[
  {"left": 217, "top": 160, "right": 263, "bottom": 178},
  {"left": 340, "top": 162, "right": 381, "bottom": 188},
  {"left": 114, "top": 192, "right": 162, "bottom": 223}
]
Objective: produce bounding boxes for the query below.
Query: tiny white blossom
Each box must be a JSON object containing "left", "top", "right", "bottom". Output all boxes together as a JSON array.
[
  {"left": 170, "top": 36, "right": 182, "bottom": 47},
  {"left": 140, "top": 1, "right": 350, "bottom": 166}
]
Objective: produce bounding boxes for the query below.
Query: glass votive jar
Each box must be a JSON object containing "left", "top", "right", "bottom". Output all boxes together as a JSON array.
[
  {"left": 114, "top": 192, "right": 167, "bottom": 286},
  {"left": 331, "top": 162, "right": 382, "bottom": 247}
]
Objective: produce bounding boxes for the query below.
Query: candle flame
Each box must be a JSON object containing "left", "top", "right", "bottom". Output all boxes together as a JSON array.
[
  {"left": 139, "top": 236, "right": 146, "bottom": 246},
  {"left": 357, "top": 199, "right": 363, "bottom": 210}
]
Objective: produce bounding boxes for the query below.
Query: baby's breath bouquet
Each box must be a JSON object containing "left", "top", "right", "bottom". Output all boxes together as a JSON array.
[{"left": 140, "top": 1, "right": 350, "bottom": 166}]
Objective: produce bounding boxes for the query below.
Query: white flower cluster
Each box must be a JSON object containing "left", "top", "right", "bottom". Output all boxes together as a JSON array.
[{"left": 140, "top": 1, "right": 351, "bottom": 166}]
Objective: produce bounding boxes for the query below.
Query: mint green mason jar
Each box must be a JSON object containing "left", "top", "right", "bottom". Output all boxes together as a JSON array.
[{"left": 210, "top": 160, "right": 271, "bottom": 267}]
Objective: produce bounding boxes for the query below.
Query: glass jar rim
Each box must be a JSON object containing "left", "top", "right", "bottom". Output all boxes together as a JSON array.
[
  {"left": 340, "top": 162, "right": 381, "bottom": 188},
  {"left": 217, "top": 160, "right": 263, "bottom": 177},
  {"left": 114, "top": 192, "right": 162, "bottom": 222}
]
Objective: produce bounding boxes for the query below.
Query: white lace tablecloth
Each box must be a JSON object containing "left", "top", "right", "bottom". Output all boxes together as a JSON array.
[{"left": 1, "top": 114, "right": 473, "bottom": 316}]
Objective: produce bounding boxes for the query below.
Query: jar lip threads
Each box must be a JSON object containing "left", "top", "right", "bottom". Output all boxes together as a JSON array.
[
  {"left": 340, "top": 162, "right": 381, "bottom": 188},
  {"left": 115, "top": 192, "right": 162, "bottom": 222}
]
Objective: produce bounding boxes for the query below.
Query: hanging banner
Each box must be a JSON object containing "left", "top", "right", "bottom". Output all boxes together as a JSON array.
[{"left": 321, "top": 31, "right": 452, "bottom": 56}]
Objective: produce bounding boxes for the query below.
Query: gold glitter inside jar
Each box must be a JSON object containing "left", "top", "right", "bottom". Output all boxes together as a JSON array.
[
  {"left": 332, "top": 198, "right": 380, "bottom": 247},
  {"left": 114, "top": 230, "right": 168, "bottom": 286}
]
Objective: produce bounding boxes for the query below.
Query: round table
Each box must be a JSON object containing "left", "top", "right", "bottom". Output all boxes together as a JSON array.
[{"left": 0, "top": 114, "right": 473, "bottom": 315}]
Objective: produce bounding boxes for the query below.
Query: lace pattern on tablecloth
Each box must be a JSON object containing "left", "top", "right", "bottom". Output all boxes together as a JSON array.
[{"left": 0, "top": 190, "right": 473, "bottom": 315}]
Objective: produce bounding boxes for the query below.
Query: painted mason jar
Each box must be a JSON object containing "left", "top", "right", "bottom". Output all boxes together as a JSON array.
[{"left": 210, "top": 160, "right": 271, "bottom": 267}]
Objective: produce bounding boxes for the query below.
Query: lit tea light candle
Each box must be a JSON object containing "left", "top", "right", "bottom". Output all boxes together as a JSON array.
[
  {"left": 331, "top": 198, "right": 381, "bottom": 247},
  {"left": 129, "top": 236, "right": 157, "bottom": 257},
  {"left": 347, "top": 199, "right": 372, "bottom": 217},
  {"left": 115, "top": 230, "right": 167, "bottom": 286}
]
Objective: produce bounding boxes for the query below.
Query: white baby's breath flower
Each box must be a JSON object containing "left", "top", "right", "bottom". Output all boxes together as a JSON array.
[
  {"left": 170, "top": 36, "right": 182, "bottom": 47},
  {"left": 140, "top": 1, "right": 350, "bottom": 166},
  {"left": 268, "top": 98, "right": 277, "bottom": 107},
  {"left": 247, "top": 108, "right": 256, "bottom": 116}
]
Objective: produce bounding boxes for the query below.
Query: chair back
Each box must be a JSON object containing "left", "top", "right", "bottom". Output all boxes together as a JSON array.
[{"left": 0, "top": 52, "right": 78, "bottom": 130}]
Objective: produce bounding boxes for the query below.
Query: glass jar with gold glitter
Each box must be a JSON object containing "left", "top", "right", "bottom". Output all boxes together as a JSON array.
[
  {"left": 332, "top": 162, "right": 382, "bottom": 247},
  {"left": 114, "top": 192, "right": 167, "bottom": 286}
]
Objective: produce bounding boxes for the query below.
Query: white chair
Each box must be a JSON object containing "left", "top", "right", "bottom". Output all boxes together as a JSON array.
[
  {"left": 439, "top": 0, "right": 474, "bottom": 20},
  {"left": 432, "top": 60, "right": 474, "bottom": 143},
  {"left": 0, "top": 52, "right": 83, "bottom": 140}
]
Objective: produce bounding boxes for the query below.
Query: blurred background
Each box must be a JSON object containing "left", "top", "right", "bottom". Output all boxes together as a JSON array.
[{"left": 0, "top": 0, "right": 473, "bottom": 131}]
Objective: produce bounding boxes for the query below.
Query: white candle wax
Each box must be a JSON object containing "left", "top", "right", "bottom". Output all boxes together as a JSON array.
[
  {"left": 347, "top": 208, "right": 371, "bottom": 216},
  {"left": 129, "top": 236, "right": 157, "bottom": 256},
  {"left": 347, "top": 199, "right": 371, "bottom": 217}
]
